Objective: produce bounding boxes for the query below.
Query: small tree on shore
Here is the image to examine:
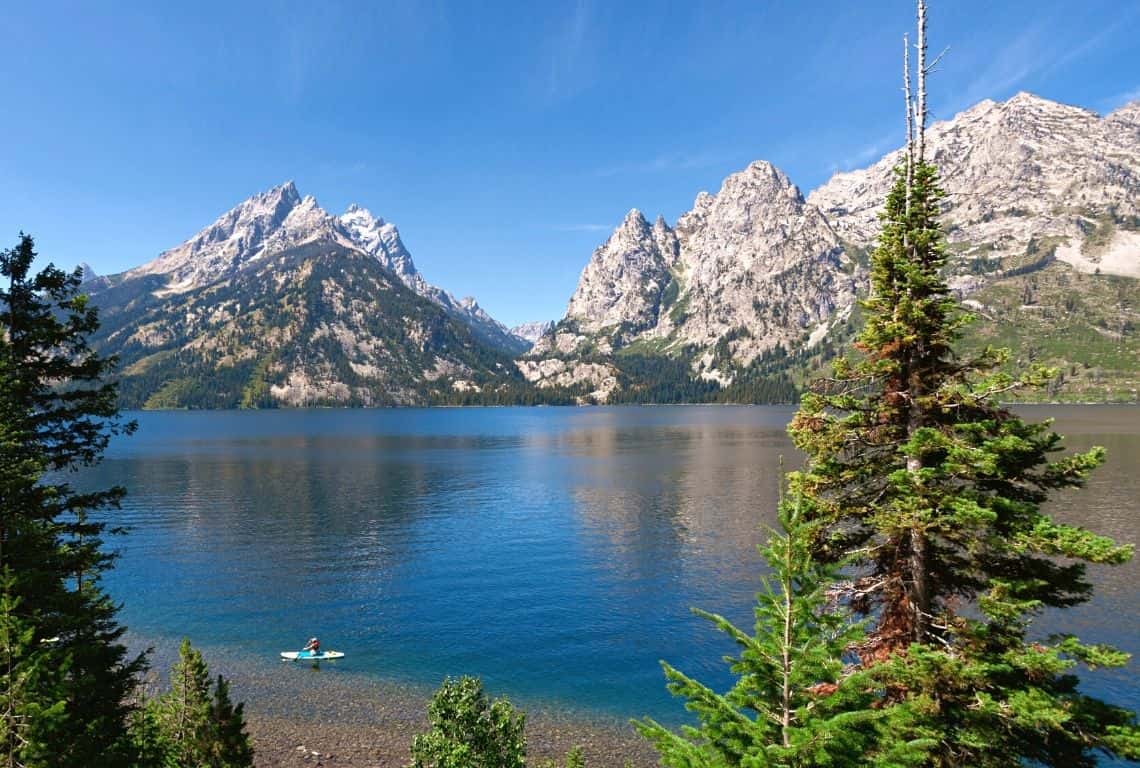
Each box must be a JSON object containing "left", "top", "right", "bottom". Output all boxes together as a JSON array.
[
  {"left": 135, "top": 638, "right": 253, "bottom": 768},
  {"left": 409, "top": 676, "right": 526, "bottom": 768}
]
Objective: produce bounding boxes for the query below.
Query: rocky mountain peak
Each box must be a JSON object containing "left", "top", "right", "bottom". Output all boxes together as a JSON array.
[
  {"left": 562, "top": 207, "right": 678, "bottom": 335},
  {"left": 105, "top": 181, "right": 525, "bottom": 355},
  {"left": 256, "top": 180, "right": 301, "bottom": 209},
  {"left": 618, "top": 208, "right": 651, "bottom": 233},
  {"left": 684, "top": 161, "right": 805, "bottom": 232},
  {"left": 809, "top": 91, "right": 1139, "bottom": 265},
  {"left": 280, "top": 194, "right": 339, "bottom": 238},
  {"left": 333, "top": 204, "right": 521, "bottom": 352},
  {"left": 529, "top": 153, "right": 855, "bottom": 393},
  {"left": 124, "top": 180, "right": 323, "bottom": 292},
  {"left": 337, "top": 204, "right": 413, "bottom": 279},
  {"left": 1108, "top": 100, "right": 1140, "bottom": 137}
]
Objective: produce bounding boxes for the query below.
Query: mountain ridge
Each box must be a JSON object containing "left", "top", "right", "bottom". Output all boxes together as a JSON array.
[
  {"left": 522, "top": 92, "right": 1139, "bottom": 402},
  {"left": 106, "top": 182, "right": 529, "bottom": 356},
  {"left": 84, "top": 184, "right": 538, "bottom": 407},
  {"left": 84, "top": 92, "right": 1139, "bottom": 407}
]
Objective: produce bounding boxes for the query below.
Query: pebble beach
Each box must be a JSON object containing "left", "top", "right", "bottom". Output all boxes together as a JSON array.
[{"left": 135, "top": 636, "right": 659, "bottom": 768}]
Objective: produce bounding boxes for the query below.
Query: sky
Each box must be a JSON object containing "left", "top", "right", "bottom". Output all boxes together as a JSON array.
[{"left": 2, "top": 1, "right": 1138, "bottom": 328}]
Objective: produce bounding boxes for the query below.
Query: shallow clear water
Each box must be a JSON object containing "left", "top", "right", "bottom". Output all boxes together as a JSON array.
[{"left": 81, "top": 405, "right": 1139, "bottom": 727}]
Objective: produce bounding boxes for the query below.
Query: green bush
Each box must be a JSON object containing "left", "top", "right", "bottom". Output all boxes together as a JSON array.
[{"left": 409, "top": 676, "right": 526, "bottom": 768}]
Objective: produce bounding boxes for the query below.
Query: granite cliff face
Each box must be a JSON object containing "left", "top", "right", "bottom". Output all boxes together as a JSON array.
[
  {"left": 508, "top": 320, "right": 555, "bottom": 346},
  {"left": 523, "top": 162, "right": 859, "bottom": 395},
  {"left": 523, "top": 93, "right": 1139, "bottom": 402},
  {"left": 809, "top": 93, "right": 1140, "bottom": 282}
]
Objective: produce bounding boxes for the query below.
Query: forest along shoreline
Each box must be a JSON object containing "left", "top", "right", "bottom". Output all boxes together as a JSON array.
[{"left": 131, "top": 636, "right": 658, "bottom": 768}]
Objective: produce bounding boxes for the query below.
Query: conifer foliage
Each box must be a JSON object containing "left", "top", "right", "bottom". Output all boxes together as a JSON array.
[
  {"left": 636, "top": 490, "right": 893, "bottom": 767},
  {"left": 132, "top": 638, "right": 253, "bottom": 768},
  {"left": 0, "top": 234, "right": 144, "bottom": 765},
  {"left": 787, "top": 2, "right": 1139, "bottom": 764}
]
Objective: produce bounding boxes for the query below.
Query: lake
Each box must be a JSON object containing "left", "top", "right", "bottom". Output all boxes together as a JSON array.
[{"left": 83, "top": 405, "right": 1139, "bottom": 730}]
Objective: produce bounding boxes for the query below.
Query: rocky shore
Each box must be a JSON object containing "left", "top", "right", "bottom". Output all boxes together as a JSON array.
[
  {"left": 247, "top": 709, "right": 657, "bottom": 767},
  {"left": 133, "top": 638, "right": 660, "bottom": 768}
]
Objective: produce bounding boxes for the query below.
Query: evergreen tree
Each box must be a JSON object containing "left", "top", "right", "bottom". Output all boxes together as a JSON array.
[
  {"left": 635, "top": 489, "right": 920, "bottom": 767},
  {"left": 409, "top": 676, "right": 526, "bottom": 768},
  {"left": 0, "top": 573, "right": 68, "bottom": 768},
  {"left": 144, "top": 638, "right": 253, "bottom": 768},
  {"left": 158, "top": 638, "right": 213, "bottom": 767},
  {"left": 206, "top": 675, "right": 254, "bottom": 768},
  {"left": 788, "top": 3, "right": 1139, "bottom": 763},
  {"left": 0, "top": 233, "right": 143, "bottom": 765}
]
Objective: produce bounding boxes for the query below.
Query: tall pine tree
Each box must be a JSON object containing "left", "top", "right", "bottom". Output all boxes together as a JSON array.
[
  {"left": 788, "top": 2, "right": 1139, "bottom": 764},
  {"left": 0, "top": 233, "right": 144, "bottom": 765}
]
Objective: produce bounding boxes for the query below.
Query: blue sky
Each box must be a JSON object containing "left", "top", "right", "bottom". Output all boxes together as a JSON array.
[{"left": 3, "top": 1, "right": 1137, "bottom": 327}]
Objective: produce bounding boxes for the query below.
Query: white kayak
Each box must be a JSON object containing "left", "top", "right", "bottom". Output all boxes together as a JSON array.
[{"left": 281, "top": 650, "right": 344, "bottom": 661}]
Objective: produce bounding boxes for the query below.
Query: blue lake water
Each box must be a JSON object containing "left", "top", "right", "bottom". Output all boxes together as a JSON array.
[{"left": 81, "top": 405, "right": 1140, "bottom": 729}]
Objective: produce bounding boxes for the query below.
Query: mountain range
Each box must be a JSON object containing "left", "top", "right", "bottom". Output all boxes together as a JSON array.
[
  {"left": 84, "top": 92, "right": 1139, "bottom": 408},
  {"left": 521, "top": 92, "right": 1139, "bottom": 403}
]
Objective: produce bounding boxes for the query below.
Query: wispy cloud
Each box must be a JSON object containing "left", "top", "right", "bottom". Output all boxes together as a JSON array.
[
  {"left": 276, "top": 2, "right": 343, "bottom": 102},
  {"left": 949, "top": 25, "right": 1046, "bottom": 113},
  {"left": 591, "top": 151, "right": 721, "bottom": 178},
  {"left": 554, "top": 223, "right": 614, "bottom": 233},
  {"left": 944, "top": 11, "right": 1134, "bottom": 117},
  {"left": 838, "top": 131, "right": 900, "bottom": 172},
  {"left": 544, "top": 0, "right": 594, "bottom": 101},
  {"left": 1101, "top": 85, "right": 1140, "bottom": 112}
]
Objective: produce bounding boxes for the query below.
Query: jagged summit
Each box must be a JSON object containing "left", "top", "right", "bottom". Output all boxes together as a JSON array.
[
  {"left": 527, "top": 91, "right": 1138, "bottom": 401},
  {"left": 107, "top": 180, "right": 524, "bottom": 355},
  {"left": 808, "top": 90, "right": 1140, "bottom": 261},
  {"left": 125, "top": 181, "right": 345, "bottom": 292},
  {"left": 337, "top": 203, "right": 415, "bottom": 280},
  {"left": 1108, "top": 100, "right": 1140, "bottom": 137},
  {"left": 559, "top": 204, "right": 677, "bottom": 337},
  {"left": 510, "top": 320, "right": 554, "bottom": 346}
]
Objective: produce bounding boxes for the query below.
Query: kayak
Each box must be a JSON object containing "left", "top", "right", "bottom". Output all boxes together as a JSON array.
[{"left": 281, "top": 650, "right": 344, "bottom": 661}]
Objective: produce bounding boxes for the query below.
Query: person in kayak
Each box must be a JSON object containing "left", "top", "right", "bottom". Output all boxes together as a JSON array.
[{"left": 303, "top": 637, "right": 320, "bottom": 657}]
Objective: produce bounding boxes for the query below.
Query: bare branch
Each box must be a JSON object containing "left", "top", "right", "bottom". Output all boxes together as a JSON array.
[
  {"left": 916, "top": 0, "right": 928, "bottom": 164},
  {"left": 904, "top": 33, "right": 914, "bottom": 216},
  {"left": 926, "top": 45, "right": 950, "bottom": 73}
]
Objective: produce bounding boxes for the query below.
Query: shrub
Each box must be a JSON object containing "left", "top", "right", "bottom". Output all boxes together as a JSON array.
[{"left": 409, "top": 676, "right": 526, "bottom": 768}]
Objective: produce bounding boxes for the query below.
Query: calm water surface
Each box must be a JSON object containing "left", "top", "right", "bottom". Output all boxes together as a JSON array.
[{"left": 83, "top": 405, "right": 1139, "bottom": 726}]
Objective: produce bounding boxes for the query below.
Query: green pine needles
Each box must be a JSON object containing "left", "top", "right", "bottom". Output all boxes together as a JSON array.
[
  {"left": 1, "top": 235, "right": 254, "bottom": 767},
  {"left": 636, "top": 488, "right": 916, "bottom": 767},
  {"left": 1, "top": 233, "right": 145, "bottom": 765},
  {"left": 788, "top": 153, "right": 1139, "bottom": 766},
  {"left": 131, "top": 638, "right": 254, "bottom": 768},
  {"left": 641, "top": 2, "right": 1138, "bottom": 765}
]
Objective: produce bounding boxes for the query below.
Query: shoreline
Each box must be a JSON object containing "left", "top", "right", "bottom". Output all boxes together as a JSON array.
[
  {"left": 132, "top": 636, "right": 659, "bottom": 768},
  {"left": 246, "top": 708, "right": 658, "bottom": 768}
]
